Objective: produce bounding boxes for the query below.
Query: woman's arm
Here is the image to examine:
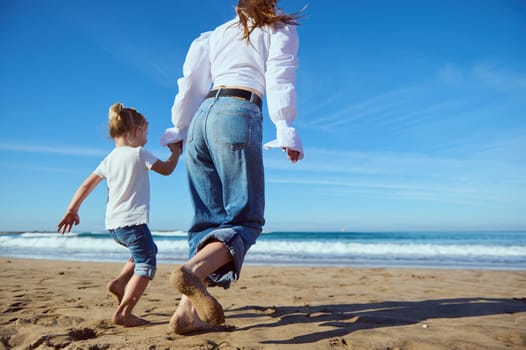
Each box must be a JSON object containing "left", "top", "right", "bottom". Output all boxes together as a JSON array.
[
  {"left": 161, "top": 32, "right": 212, "bottom": 146},
  {"left": 264, "top": 24, "right": 304, "bottom": 161}
]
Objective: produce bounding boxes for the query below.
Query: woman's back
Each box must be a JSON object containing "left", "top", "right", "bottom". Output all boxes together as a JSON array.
[{"left": 209, "top": 18, "right": 270, "bottom": 94}]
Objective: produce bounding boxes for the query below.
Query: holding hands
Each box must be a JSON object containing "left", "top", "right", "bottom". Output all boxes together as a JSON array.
[{"left": 168, "top": 141, "right": 183, "bottom": 155}]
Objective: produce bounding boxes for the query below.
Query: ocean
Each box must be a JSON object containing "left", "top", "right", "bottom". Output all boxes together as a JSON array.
[{"left": 1, "top": 230, "right": 525, "bottom": 270}]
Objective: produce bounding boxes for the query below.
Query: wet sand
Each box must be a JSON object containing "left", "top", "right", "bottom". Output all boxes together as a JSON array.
[{"left": 1, "top": 257, "right": 525, "bottom": 349}]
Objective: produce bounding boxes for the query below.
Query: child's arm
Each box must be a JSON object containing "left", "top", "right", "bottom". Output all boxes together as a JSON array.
[
  {"left": 57, "top": 173, "right": 103, "bottom": 234},
  {"left": 151, "top": 142, "right": 183, "bottom": 176}
]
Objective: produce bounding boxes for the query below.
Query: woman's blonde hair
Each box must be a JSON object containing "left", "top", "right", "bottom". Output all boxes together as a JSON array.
[
  {"left": 236, "top": 0, "right": 302, "bottom": 42},
  {"left": 108, "top": 102, "right": 147, "bottom": 139}
]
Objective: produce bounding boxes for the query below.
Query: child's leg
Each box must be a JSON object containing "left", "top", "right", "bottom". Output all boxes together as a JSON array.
[
  {"left": 108, "top": 224, "right": 157, "bottom": 326},
  {"left": 169, "top": 240, "right": 231, "bottom": 333},
  {"left": 112, "top": 274, "right": 150, "bottom": 327},
  {"left": 107, "top": 258, "right": 134, "bottom": 304}
]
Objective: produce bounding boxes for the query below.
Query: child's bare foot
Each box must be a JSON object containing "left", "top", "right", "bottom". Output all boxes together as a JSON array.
[
  {"left": 112, "top": 312, "right": 150, "bottom": 327},
  {"left": 107, "top": 278, "right": 126, "bottom": 304},
  {"left": 169, "top": 303, "right": 211, "bottom": 335},
  {"left": 170, "top": 266, "right": 225, "bottom": 326}
]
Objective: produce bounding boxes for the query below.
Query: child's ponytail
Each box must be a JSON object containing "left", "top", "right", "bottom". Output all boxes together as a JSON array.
[{"left": 108, "top": 102, "right": 146, "bottom": 139}]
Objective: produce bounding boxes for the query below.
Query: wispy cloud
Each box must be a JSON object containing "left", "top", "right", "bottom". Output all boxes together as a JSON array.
[
  {"left": 265, "top": 145, "right": 526, "bottom": 207},
  {"left": 304, "top": 60, "right": 526, "bottom": 136},
  {"left": 302, "top": 86, "right": 418, "bottom": 131},
  {"left": 473, "top": 62, "right": 526, "bottom": 90},
  {"left": 266, "top": 148, "right": 468, "bottom": 177},
  {"left": 267, "top": 175, "right": 519, "bottom": 207},
  {"left": 300, "top": 83, "right": 477, "bottom": 137},
  {"left": 0, "top": 162, "right": 81, "bottom": 174},
  {"left": 438, "top": 61, "right": 526, "bottom": 90},
  {"left": 0, "top": 143, "right": 107, "bottom": 157}
]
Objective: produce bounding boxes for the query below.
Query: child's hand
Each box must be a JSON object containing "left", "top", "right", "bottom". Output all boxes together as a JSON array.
[
  {"left": 168, "top": 141, "right": 183, "bottom": 155},
  {"left": 57, "top": 212, "right": 80, "bottom": 234},
  {"left": 151, "top": 142, "right": 183, "bottom": 176}
]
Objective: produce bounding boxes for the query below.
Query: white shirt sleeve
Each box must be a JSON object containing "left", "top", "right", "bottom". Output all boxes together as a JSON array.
[
  {"left": 161, "top": 32, "right": 212, "bottom": 146},
  {"left": 93, "top": 156, "right": 108, "bottom": 179},
  {"left": 140, "top": 148, "right": 159, "bottom": 169},
  {"left": 263, "top": 24, "right": 304, "bottom": 159}
]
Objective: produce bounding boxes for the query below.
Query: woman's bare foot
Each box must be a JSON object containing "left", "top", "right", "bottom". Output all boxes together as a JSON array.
[
  {"left": 169, "top": 297, "right": 211, "bottom": 334},
  {"left": 107, "top": 278, "right": 126, "bottom": 304},
  {"left": 112, "top": 312, "right": 150, "bottom": 327},
  {"left": 170, "top": 266, "right": 225, "bottom": 326}
]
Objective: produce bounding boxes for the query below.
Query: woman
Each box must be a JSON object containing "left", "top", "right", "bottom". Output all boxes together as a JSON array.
[{"left": 161, "top": 0, "right": 304, "bottom": 334}]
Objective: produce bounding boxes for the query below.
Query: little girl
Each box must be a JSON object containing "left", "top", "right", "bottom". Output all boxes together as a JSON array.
[{"left": 57, "top": 102, "right": 182, "bottom": 327}]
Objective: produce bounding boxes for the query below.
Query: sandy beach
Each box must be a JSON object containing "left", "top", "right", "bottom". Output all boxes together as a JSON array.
[{"left": 1, "top": 257, "right": 525, "bottom": 350}]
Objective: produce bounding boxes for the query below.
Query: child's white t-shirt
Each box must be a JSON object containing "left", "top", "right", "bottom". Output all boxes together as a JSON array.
[{"left": 94, "top": 146, "right": 158, "bottom": 230}]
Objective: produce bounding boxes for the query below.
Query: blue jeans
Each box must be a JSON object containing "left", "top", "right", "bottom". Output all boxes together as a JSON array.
[
  {"left": 110, "top": 224, "right": 158, "bottom": 279},
  {"left": 185, "top": 96, "right": 264, "bottom": 288}
]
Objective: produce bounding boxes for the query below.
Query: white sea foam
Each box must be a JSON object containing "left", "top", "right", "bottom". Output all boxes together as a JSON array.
[
  {"left": 1, "top": 231, "right": 525, "bottom": 268},
  {"left": 0, "top": 234, "right": 188, "bottom": 252},
  {"left": 250, "top": 241, "right": 526, "bottom": 258},
  {"left": 151, "top": 230, "right": 188, "bottom": 237},
  {"left": 2, "top": 235, "right": 524, "bottom": 257}
]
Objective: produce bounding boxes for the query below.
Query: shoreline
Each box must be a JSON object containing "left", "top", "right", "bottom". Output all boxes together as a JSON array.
[
  {"left": 1, "top": 257, "right": 525, "bottom": 349},
  {"left": 3, "top": 230, "right": 525, "bottom": 273},
  {"left": 1, "top": 254, "right": 525, "bottom": 272}
]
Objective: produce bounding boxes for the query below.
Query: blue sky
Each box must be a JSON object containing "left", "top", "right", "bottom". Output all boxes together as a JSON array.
[{"left": 1, "top": 0, "right": 525, "bottom": 232}]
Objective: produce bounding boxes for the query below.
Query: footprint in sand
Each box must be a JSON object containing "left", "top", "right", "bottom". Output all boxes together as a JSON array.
[{"left": 29, "top": 327, "right": 98, "bottom": 349}]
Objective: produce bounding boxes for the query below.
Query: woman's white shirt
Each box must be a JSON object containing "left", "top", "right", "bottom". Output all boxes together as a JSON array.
[{"left": 161, "top": 17, "right": 303, "bottom": 159}]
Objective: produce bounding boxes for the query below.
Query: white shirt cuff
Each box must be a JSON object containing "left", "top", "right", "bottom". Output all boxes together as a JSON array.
[
  {"left": 160, "top": 127, "right": 187, "bottom": 146},
  {"left": 263, "top": 120, "right": 304, "bottom": 160}
]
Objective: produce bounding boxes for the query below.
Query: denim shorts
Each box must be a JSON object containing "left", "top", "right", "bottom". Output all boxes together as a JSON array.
[{"left": 109, "top": 224, "right": 158, "bottom": 279}]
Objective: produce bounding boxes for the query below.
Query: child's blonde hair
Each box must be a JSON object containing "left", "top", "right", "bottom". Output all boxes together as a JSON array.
[{"left": 108, "top": 102, "right": 147, "bottom": 138}]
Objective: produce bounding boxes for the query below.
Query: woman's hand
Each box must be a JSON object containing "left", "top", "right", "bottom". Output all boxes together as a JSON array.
[
  {"left": 282, "top": 147, "right": 300, "bottom": 164},
  {"left": 168, "top": 141, "right": 183, "bottom": 155}
]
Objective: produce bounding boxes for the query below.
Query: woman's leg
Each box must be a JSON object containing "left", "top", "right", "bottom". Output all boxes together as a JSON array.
[
  {"left": 171, "top": 98, "right": 264, "bottom": 334},
  {"left": 184, "top": 240, "right": 233, "bottom": 279},
  {"left": 169, "top": 295, "right": 208, "bottom": 334},
  {"left": 169, "top": 241, "right": 232, "bottom": 334}
]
